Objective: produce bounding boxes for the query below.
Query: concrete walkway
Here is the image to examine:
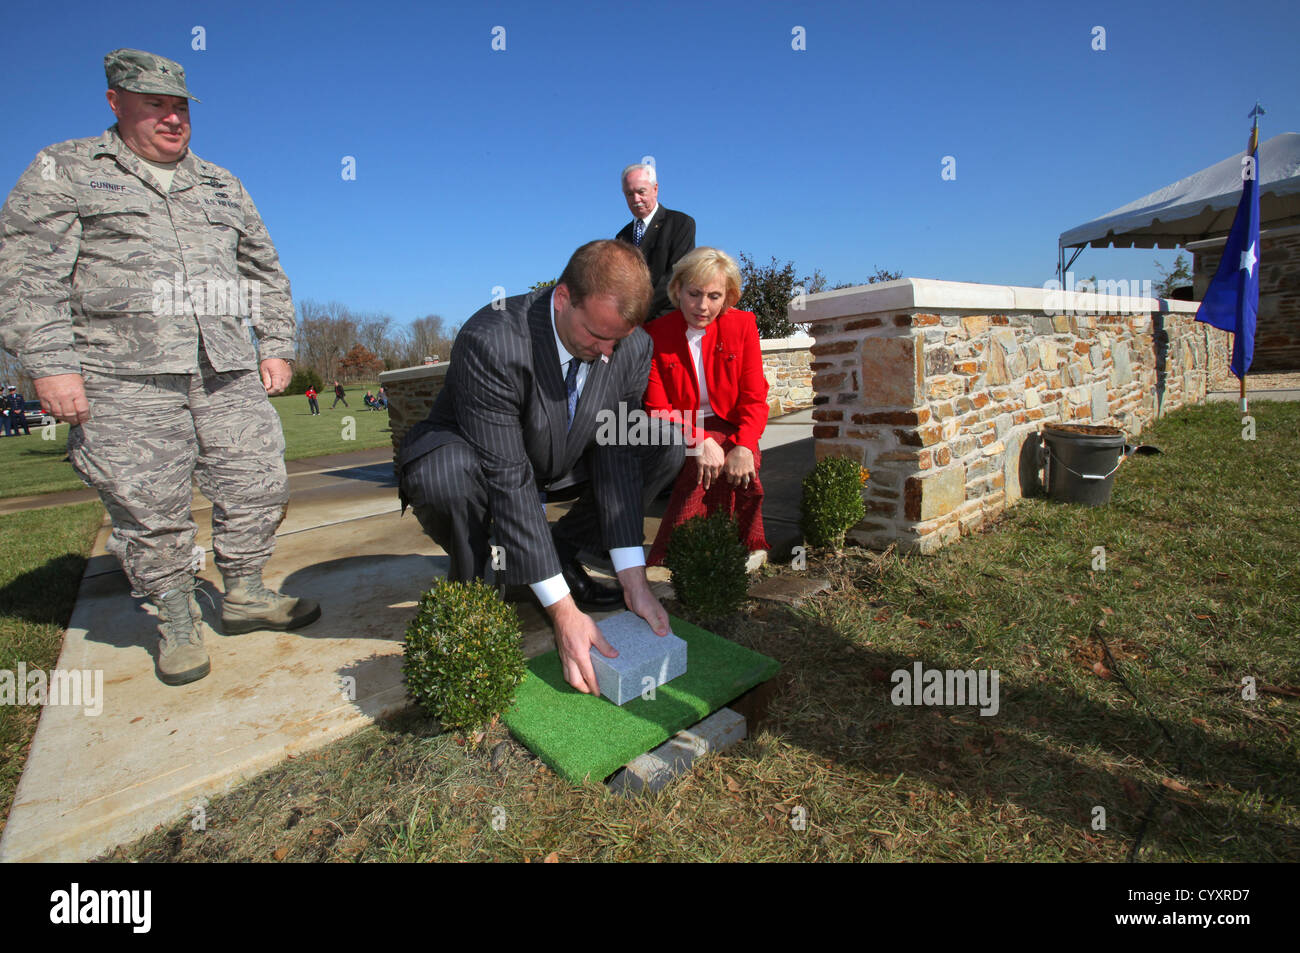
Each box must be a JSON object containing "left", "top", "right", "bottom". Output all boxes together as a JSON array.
[
  {"left": 0, "top": 413, "right": 814, "bottom": 862},
  {"left": 0, "top": 446, "right": 398, "bottom": 515},
  {"left": 1205, "top": 388, "right": 1300, "bottom": 403}
]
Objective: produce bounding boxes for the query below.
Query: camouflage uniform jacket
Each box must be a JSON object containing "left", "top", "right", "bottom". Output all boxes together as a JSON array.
[{"left": 0, "top": 125, "right": 295, "bottom": 378}]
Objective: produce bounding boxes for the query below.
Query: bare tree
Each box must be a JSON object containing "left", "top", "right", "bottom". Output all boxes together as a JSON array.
[
  {"left": 293, "top": 302, "right": 460, "bottom": 376},
  {"left": 356, "top": 314, "right": 393, "bottom": 359},
  {"left": 296, "top": 299, "right": 358, "bottom": 382},
  {"left": 403, "top": 314, "right": 457, "bottom": 367},
  {"left": 0, "top": 350, "right": 33, "bottom": 398},
  {"left": 376, "top": 323, "right": 411, "bottom": 370}
]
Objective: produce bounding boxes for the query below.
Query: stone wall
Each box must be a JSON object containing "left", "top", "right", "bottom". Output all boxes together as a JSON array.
[
  {"left": 377, "top": 362, "right": 448, "bottom": 463},
  {"left": 376, "top": 332, "right": 816, "bottom": 470},
  {"left": 1188, "top": 224, "right": 1300, "bottom": 373},
  {"left": 801, "top": 279, "right": 1218, "bottom": 554},
  {"left": 761, "top": 334, "right": 815, "bottom": 415}
]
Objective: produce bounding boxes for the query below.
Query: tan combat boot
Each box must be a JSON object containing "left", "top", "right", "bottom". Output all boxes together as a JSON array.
[
  {"left": 153, "top": 584, "right": 211, "bottom": 686},
  {"left": 221, "top": 572, "right": 322, "bottom": 635}
]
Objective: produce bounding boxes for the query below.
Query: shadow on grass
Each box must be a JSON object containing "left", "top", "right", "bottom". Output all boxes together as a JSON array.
[
  {"left": 0, "top": 553, "right": 90, "bottom": 626},
  {"left": 14, "top": 445, "right": 69, "bottom": 460},
  {"left": 709, "top": 596, "right": 1300, "bottom": 862}
]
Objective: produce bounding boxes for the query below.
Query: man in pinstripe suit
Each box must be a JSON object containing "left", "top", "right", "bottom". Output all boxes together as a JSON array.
[{"left": 398, "top": 241, "right": 684, "bottom": 695}]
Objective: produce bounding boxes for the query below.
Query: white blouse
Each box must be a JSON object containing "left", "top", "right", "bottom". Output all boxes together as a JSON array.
[{"left": 685, "top": 325, "right": 716, "bottom": 419}]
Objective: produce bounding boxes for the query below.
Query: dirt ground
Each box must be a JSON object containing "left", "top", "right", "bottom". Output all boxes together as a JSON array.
[{"left": 1208, "top": 369, "right": 1300, "bottom": 392}]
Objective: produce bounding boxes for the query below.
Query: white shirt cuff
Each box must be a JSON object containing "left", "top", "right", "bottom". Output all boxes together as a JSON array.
[
  {"left": 531, "top": 548, "right": 644, "bottom": 607},
  {"left": 530, "top": 574, "right": 569, "bottom": 608},
  {"left": 609, "top": 546, "right": 645, "bottom": 573}
]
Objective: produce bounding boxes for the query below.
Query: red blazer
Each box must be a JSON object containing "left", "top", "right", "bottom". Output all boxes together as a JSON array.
[{"left": 643, "top": 308, "right": 769, "bottom": 453}]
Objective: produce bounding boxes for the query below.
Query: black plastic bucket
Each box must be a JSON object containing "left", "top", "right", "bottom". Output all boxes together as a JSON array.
[{"left": 1042, "top": 424, "right": 1126, "bottom": 506}]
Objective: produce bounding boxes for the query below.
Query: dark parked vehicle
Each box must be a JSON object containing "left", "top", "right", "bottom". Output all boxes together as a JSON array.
[{"left": 20, "top": 399, "right": 54, "bottom": 428}]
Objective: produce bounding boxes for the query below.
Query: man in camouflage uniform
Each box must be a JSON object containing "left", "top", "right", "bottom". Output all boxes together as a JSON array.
[{"left": 0, "top": 49, "right": 320, "bottom": 686}]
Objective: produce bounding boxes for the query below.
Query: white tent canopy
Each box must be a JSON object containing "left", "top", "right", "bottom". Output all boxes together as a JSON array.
[{"left": 1060, "top": 132, "right": 1300, "bottom": 252}]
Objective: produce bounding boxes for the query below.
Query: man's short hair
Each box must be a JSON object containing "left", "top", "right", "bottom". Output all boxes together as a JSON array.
[
  {"left": 558, "top": 239, "right": 653, "bottom": 326},
  {"left": 621, "top": 163, "right": 657, "bottom": 187},
  {"left": 667, "top": 247, "right": 744, "bottom": 311}
]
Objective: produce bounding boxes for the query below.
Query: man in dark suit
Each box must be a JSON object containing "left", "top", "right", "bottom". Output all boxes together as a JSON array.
[
  {"left": 398, "top": 240, "right": 684, "bottom": 695},
  {"left": 616, "top": 164, "right": 695, "bottom": 322}
]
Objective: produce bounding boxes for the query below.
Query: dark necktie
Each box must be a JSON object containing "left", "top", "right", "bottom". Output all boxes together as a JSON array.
[
  {"left": 634, "top": 219, "right": 645, "bottom": 246},
  {"left": 565, "top": 357, "right": 581, "bottom": 429}
]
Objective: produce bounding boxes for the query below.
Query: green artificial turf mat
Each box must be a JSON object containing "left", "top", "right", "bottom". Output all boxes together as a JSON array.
[{"left": 502, "top": 615, "right": 779, "bottom": 783}]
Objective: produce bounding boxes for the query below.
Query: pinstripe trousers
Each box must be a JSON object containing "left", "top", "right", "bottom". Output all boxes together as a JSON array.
[{"left": 403, "top": 428, "right": 682, "bottom": 583}]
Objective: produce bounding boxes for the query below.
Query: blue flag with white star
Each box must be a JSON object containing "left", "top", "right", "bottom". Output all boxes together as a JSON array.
[{"left": 1195, "top": 125, "right": 1260, "bottom": 379}]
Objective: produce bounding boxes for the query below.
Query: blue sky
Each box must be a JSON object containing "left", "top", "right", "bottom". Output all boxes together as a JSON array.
[{"left": 1, "top": 0, "right": 1296, "bottom": 330}]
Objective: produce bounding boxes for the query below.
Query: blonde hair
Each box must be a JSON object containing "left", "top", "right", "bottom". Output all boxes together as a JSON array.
[{"left": 667, "top": 247, "right": 743, "bottom": 310}]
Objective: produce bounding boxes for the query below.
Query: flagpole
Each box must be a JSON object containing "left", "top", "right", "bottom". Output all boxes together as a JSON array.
[
  {"left": 1196, "top": 101, "right": 1263, "bottom": 407},
  {"left": 1239, "top": 102, "right": 1263, "bottom": 415}
]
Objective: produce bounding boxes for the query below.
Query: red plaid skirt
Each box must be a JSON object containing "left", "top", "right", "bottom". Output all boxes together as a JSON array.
[{"left": 647, "top": 416, "right": 768, "bottom": 566}]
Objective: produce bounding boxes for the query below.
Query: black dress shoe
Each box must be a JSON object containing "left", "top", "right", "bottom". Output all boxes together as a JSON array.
[{"left": 560, "top": 558, "right": 625, "bottom": 611}]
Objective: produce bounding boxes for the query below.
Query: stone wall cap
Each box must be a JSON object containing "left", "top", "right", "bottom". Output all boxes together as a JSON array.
[
  {"left": 760, "top": 334, "right": 815, "bottom": 351},
  {"left": 378, "top": 362, "right": 450, "bottom": 384},
  {"left": 794, "top": 276, "right": 1199, "bottom": 322}
]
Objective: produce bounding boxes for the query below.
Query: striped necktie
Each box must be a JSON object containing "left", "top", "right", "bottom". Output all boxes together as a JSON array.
[{"left": 565, "top": 357, "right": 581, "bottom": 429}]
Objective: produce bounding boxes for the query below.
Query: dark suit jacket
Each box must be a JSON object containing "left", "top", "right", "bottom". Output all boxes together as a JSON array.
[
  {"left": 643, "top": 308, "right": 769, "bottom": 453},
  {"left": 616, "top": 205, "right": 696, "bottom": 321},
  {"left": 398, "top": 288, "right": 653, "bottom": 584}
]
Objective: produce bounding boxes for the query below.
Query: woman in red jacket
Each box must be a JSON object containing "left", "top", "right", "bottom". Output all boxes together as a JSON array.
[{"left": 643, "top": 247, "right": 769, "bottom": 565}]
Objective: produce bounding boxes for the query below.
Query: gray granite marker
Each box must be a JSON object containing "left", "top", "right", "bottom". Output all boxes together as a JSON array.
[{"left": 590, "top": 611, "right": 687, "bottom": 705}]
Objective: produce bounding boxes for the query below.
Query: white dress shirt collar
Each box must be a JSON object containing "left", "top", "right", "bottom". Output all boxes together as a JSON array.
[{"left": 549, "top": 290, "right": 590, "bottom": 394}]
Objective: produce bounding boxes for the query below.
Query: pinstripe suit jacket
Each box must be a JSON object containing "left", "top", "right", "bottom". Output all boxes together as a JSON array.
[{"left": 398, "top": 288, "right": 653, "bottom": 583}]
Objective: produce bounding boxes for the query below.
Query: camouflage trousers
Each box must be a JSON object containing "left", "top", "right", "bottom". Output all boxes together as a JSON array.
[{"left": 68, "top": 355, "right": 289, "bottom": 599}]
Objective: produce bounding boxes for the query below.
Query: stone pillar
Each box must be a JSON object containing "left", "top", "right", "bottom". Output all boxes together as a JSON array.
[
  {"left": 759, "top": 334, "right": 815, "bottom": 415},
  {"left": 798, "top": 278, "right": 1206, "bottom": 555},
  {"left": 378, "top": 362, "right": 449, "bottom": 470}
]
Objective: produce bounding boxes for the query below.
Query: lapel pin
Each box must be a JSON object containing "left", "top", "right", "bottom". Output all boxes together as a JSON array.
[{"left": 600, "top": 354, "right": 610, "bottom": 364}]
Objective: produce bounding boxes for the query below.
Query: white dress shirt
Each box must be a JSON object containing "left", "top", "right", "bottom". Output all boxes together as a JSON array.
[{"left": 531, "top": 292, "right": 645, "bottom": 608}]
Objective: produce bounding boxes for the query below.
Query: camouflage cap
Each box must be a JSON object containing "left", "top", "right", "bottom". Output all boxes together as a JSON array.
[{"left": 104, "top": 48, "right": 200, "bottom": 102}]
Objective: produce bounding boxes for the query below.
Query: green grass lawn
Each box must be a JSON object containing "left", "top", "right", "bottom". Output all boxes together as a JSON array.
[
  {"left": 88, "top": 400, "right": 1298, "bottom": 863},
  {"left": 0, "top": 425, "right": 81, "bottom": 499},
  {"left": 0, "top": 381, "right": 393, "bottom": 500},
  {"left": 0, "top": 501, "right": 105, "bottom": 837},
  {"left": 274, "top": 380, "right": 393, "bottom": 460}
]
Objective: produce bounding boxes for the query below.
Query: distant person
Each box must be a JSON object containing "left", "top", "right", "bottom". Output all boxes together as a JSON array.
[
  {"left": 364, "top": 390, "right": 378, "bottom": 410},
  {"left": 305, "top": 385, "right": 320, "bottom": 415},
  {"left": 331, "top": 380, "right": 348, "bottom": 409},
  {"left": 0, "top": 48, "right": 320, "bottom": 687},
  {"left": 376, "top": 386, "right": 388, "bottom": 409},
  {"left": 7, "top": 385, "right": 30, "bottom": 435},
  {"left": 0, "top": 384, "right": 10, "bottom": 437},
  {"left": 616, "top": 163, "right": 695, "bottom": 322},
  {"left": 642, "top": 248, "right": 769, "bottom": 565}
]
